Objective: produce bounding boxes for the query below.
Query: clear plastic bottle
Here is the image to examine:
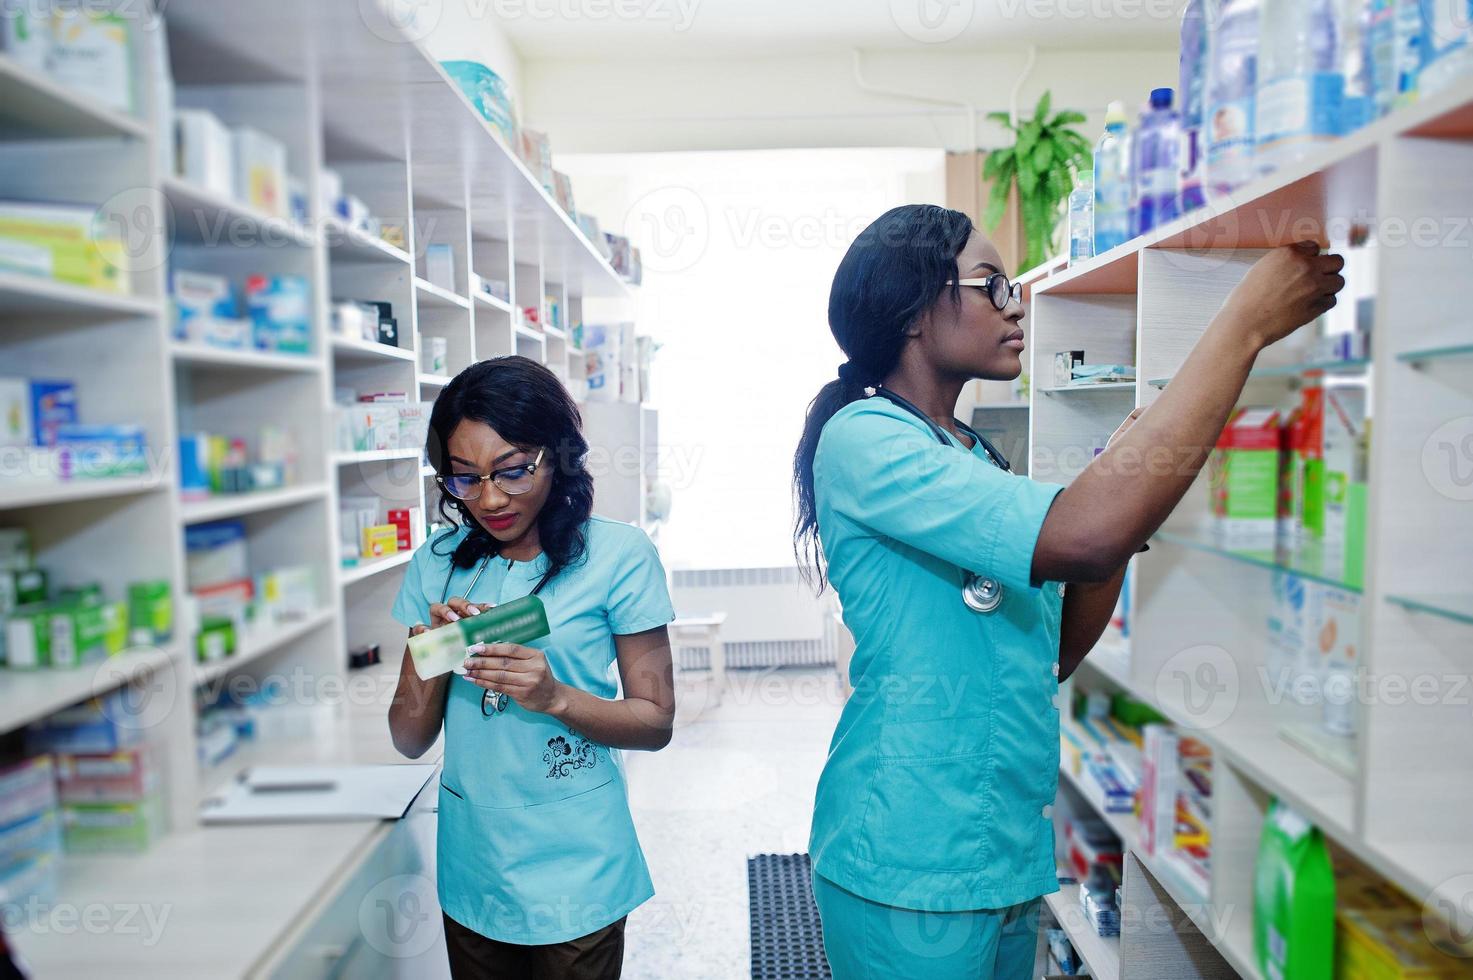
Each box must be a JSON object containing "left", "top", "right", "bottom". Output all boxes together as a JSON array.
[
  {"left": 1206, "top": 0, "right": 1263, "bottom": 197},
  {"left": 1067, "top": 170, "right": 1094, "bottom": 266},
  {"left": 1178, "top": 0, "right": 1213, "bottom": 213},
  {"left": 1092, "top": 102, "right": 1132, "bottom": 254},
  {"left": 1341, "top": 0, "right": 1376, "bottom": 134},
  {"left": 1256, "top": 0, "right": 1343, "bottom": 175},
  {"left": 1132, "top": 89, "right": 1182, "bottom": 236}
]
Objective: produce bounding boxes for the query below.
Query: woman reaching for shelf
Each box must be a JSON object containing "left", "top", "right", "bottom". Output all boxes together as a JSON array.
[
  {"left": 792, "top": 204, "right": 1343, "bottom": 979},
  {"left": 388, "top": 356, "right": 676, "bottom": 980}
]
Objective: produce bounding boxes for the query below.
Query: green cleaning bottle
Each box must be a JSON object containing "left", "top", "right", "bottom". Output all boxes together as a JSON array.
[
  {"left": 1254, "top": 798, "right": 1335, "bottom": 980},
  {"left": 409, "top": 594, "right": 550, "bottom": 679}
]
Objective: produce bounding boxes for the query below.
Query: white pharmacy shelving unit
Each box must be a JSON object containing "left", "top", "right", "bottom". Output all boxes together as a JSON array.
[
  {"left": 1029, "top": 74, "right": 1473, "bottom": 979},
  {"left": 0, "top": 1, "right": 653, "bottom": 975}
]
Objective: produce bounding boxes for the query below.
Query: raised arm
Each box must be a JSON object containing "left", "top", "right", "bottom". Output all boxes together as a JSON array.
[{"left": 1031, "top": 242, "right": 1345, "bottom": 584}]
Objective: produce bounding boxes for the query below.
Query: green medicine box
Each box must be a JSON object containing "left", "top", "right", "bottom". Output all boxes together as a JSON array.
[{"left": 127, "top": 580, "right": 173, "bottom": 646}]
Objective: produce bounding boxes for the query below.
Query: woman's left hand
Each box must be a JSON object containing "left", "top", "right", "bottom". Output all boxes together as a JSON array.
[{"left": 463, "top": 644, "right": 566, "bottom": 715}]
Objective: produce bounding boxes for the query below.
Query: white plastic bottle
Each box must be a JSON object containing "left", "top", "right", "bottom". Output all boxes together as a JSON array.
[
  {"left": 1067, "top": 170, "right": 1094, "bottom": 266},
  {"left": 1206, "top": 0, "right": 1263, "bottom": 196},
  {"left": 1256, "top": 0, "right": 1343, "bottom": 174},
  {"left": 1340, "top": 0, "right": 1376, "bottom": 133},
  {"left": 1092, "top": 103, "right": 1131, "bottom": 254}
]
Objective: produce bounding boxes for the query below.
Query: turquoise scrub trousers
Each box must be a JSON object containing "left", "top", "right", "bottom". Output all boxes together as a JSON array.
[{"left": 812, "top": 874, "right": 1041, "bottom": 980}]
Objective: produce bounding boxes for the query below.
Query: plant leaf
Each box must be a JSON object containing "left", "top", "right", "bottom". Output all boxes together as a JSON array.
[
  {"left": 1036, "top": 90, "right": 1052, "bottom": 121},
  {"left": 1053, "top": 110, "right": 1087, "bottom": 126}
]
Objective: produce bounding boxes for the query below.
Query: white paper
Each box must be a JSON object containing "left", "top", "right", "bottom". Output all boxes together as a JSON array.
[{"left": 200, "top": 764, "right": 436, "bottom": 824}]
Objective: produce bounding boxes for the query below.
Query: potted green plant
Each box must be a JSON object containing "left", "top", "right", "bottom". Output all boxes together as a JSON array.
[{"left": 982, "top": 91, "right": 1091, "bottom": 273}]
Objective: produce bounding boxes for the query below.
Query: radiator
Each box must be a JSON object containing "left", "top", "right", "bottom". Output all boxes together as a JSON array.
[{"left": 669, "top": 566, "right": 836, "bottom": 670}]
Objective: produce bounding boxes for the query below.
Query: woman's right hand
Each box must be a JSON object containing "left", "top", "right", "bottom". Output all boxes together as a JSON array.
[
  {"left": 426, "top": 597, "right": 486, "bottom": 630},
  {"left": 1217, "top": 241, "right": 1346, "bottom": 351}
]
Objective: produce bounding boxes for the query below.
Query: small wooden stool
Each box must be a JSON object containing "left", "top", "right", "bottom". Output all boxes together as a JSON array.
[{"left": 670, "top": 612, "right": 727, "bottom": 708}]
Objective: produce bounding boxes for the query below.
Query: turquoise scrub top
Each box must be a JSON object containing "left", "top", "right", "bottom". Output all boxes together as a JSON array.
[
  {"left": 391, "top": 515, "right": 675, "bottom": 944},
  {"left": 809, "top": 396, "right": 1067, "bottom": 913}
]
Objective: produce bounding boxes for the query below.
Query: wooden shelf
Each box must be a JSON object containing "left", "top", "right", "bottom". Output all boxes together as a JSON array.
[{"left": 474, "top": 291, "right": 514, "bottom": 314}]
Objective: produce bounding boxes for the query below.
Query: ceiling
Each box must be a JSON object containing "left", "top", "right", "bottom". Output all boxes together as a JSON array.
[{"left": 493, "top": 0, "right": 1183, "bottom": 59}]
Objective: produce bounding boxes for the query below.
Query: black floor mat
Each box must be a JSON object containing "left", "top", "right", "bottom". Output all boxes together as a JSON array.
[{"left": 748, "top": 852, "right": 832, "bottom": 979}]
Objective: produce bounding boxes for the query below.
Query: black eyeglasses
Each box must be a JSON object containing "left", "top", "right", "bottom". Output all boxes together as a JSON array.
[
  {"left": 436, "top": 449, "right": 545, "bottom": 501},
  {"left": 953, "top": 274, "right": 1022, "bottom": 311}
]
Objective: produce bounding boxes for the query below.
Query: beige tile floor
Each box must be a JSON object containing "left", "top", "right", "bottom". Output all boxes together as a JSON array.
[{"left": 621, "top": 666, "right": 844, "bottom": 980}]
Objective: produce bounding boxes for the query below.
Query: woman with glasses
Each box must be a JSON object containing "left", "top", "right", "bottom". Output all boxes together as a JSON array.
[
  {"left": 792, "top": 205, "right": 1343, "bottom": 979},
  {"left": 387, "top": 355, "right": 676, "bottom": 980}
]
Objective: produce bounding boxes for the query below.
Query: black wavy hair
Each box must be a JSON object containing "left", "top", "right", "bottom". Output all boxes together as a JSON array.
[
  {"left": 426, "top": 355, "right": 594, "bottom": 585},
  {"left": 792, "top": 204, "right": 975, "bottom": 590}
]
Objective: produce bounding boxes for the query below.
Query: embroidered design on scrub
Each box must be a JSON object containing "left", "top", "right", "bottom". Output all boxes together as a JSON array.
[{"left": 543, "top": 733, "right": 599, "bottom": 779}]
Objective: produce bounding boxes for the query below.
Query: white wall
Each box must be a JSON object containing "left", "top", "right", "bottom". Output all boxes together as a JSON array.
[{"left": 523, "top": 46, "right": 1179, "bottom": 154}]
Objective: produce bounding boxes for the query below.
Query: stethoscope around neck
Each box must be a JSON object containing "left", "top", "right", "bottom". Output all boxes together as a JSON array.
[{"left": 871, "top": 386, "right": 1011, "bottom": 614}]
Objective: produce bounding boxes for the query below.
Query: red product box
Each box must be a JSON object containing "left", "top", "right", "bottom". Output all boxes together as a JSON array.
[
  {"left": 388, "top": 509, "right": 412, "bottom": 552},
  {"left": 55, "top": 745, "right": 160, "bottom": 804}
]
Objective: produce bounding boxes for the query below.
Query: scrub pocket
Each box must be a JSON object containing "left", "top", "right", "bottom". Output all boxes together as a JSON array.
[{"left": 859, "top": 718, "right": 990, "bottom": 873}]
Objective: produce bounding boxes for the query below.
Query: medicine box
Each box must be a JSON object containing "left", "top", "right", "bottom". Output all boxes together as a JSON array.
[
  {"left": 185, "top": 520, "right": 248, "bottom": 591},
  {"left": 0, "top": 8, "right": 51, "bottom": 73},
  {"left": 1210, "top": 407, "right": 1282, "bottom": 543},
  {"left": 423, "top": 336, "right": 448, "bottom": 376},
  {"left": 0, "top": 810, "right": 61, "bottom": 873},
  {"left": 0, "top": 378, "right": 32, "bottom": 448},
  {"left": 56, "top": 745, "right": 160, "bottom": 804},
  {"left": 361, "top": 524, "right": 399, "bottom": 560},
  {"left": 0, "top": 200, "right": 130, "bottom": 294},
  {"left": 62, "top": 794, "right": 165, "bottom": 853},
  {"left": 174, "top": 109, "right": 235, "bottom": 199},
  {"left": 49, "top": 10, "right": 134, "bottom": 114},
  {"left": 246, "top": 275, "right": 311, "bottom": 354},
  {"left": 232, "top": 127, "right": 287, "bottom": 218},
  {"left": 53, "top": 423, "right": 148, "bottom": 479},
  {"left": 28, "top": 691, "right": 148, "bottom": 755},
  {"left": 257, "top": 565, "right": 315, "bottom": 621},
  {"left": 127, "top": 580, "right": 173, "bottom": 646},
  {"left": 171, "top": 269, "right": 243, "bottom": 346},
  {"left": 30, "top": 380, "right": 77, "bottom": 447},
  {"left": 0, "top": 757, "right": 57, "bottom": 828},
  {"left": 426, "top": 243, "right": 455, "bottom": 290}
]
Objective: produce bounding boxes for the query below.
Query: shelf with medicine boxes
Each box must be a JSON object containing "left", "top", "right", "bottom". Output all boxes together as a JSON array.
[
  {"left": 1028, "top": 72, "right": 1473, "bottom": 979},
  {"left": 1, "top": 2, "right": 649, "bottom": 968}
]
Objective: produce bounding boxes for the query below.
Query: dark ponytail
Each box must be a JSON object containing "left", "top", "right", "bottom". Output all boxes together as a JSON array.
[{"left": 792, "top": 204, "right": 975, "bottom": 590}]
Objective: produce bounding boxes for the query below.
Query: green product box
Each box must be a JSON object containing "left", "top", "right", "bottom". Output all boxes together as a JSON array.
[
  {"left": 127, "top": 580, "right": 173, "bottom": 646},
  {"left": 57, "top": 582, "right": 103, "bottom": 606},
  {"left": 61, "top": 794, "right": 164, "bottom": 854},
  {"left": 1210, "top": 408, "right": 1282, "bottom": 541},
  {"left": 47, "top": 601, "right": 109, "bottom": 668},
  {"left": 100, "top": 600, "right": 128, "bottom": 655},
  {"left": 196, "top": 615, "right": 237, "bottom": 663},
  {"left": 4, "top": 603, "right": 51, "bottom": 668}
]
